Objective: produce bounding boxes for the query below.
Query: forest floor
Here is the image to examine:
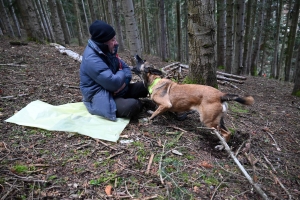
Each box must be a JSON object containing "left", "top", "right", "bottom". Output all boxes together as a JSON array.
[{"left": 0, "top": 38, "right": 300, "bottom": 200}]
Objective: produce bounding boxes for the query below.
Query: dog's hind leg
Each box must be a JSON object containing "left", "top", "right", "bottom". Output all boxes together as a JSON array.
[{"left": 219, "top": 117, "right": 231, "bottom": 142}]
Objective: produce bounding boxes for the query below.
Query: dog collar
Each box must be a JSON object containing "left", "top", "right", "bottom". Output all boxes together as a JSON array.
[{"left": 148, "top": 78, "right": 161, "bottom": 94}]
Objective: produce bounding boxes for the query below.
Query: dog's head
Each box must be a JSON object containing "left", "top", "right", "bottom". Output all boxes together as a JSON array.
[{"left": 132, "top": 55, "right": 163, "bottom": 87}]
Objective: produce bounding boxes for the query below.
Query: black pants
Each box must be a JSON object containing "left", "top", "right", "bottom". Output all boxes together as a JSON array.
[{"left": 114, "top": 82, "right": 148, "bottom": 118}]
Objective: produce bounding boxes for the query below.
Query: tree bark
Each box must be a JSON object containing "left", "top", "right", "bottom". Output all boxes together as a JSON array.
[
  {"left": 292, "top": 49, "right": 300, "bottom": 96},
  {"left": 233, "top": 0, "right": 245, "bottom": 75},
  {"left": 250, "top": 0, "right": 266, "bottom": 76},
  {"left": 122, "top": 0, "right": 142, "bottom": 63},
  {"left": 284, "top": 2, "right": 300, "bottom": 81},
  {"left": 270, "top": 0, "right": 283, "bottom": 78},
  {"left": 56, "top": 0, "right": 70, "bottom": 45},
  {"left": 159, "top": 0, "right": 167, "bottom": 61},
  {"left": 225, "top": 0, "right": 234, "bottom": 74},
  {"left": 217, "top": 0, "right": 226, "bottom": 69},
  {"left": 187, "top": 0, "right": 217, "bottom": 87}
]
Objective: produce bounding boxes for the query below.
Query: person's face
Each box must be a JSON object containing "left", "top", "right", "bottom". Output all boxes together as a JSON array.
[{"left": 105, "top": 36, "right": 118, "bottom": 54}]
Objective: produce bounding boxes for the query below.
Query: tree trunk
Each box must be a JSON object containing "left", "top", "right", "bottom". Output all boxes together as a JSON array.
[
  {"left": 233, "top": 0, "right": 245, "bottom": 75},
  {"left": 284, "top": 2, "right": 300, "bottom": 81},
  {"left": 242, "top": 0, "right": 252, "bottom": 75},
  {"left": 142, "top": 0, "right": 150, "bottom": 54},
  {"left": 81, "top": 0, "right": 90, "bottom": 36},
  {"left": 122, "top": 0, "right": 142, "bottom": 63},
  {"left": 48, "top": 0, "right": 65, "bottom": 45},
  {"left": 258, "top": 0, "right": 273, "bottom": 76},
  {"left": 8, "top": 0, "right": 21, "bottom": 38},
  {"left": 56, "top": 0, "right": 70, "bottom": 45},
  {"left": 159, "top": 0, "right": 167, "bottom": 61},
  {"left": 72, "top": 0, "right": 84, "bottom": 46},
  {"left": 112, "top": 0, "right": 124, "bottom": 52},
  {"left": 292, "top": 49, "right": 300, "bottom": 96},
  {"left": 176, "top": 1, "right": 181, "bottom": 62},
  {"left": 16, "top": 0, "right": 45, "bottom": 43},
  {"left": 271, "top": 0, "right": 283, "bottom": 78},
  {"left": 225, "top": 0, "right": 234, "bottom": 74},
  {"left": 0, "top": 0, "right": 15, "bottom": 37},
  {"left": 250, "top": 0, "right": 266, "bottom": 76},
  {"left": 217, "top": 0, "right": 226, "bottom": 69},
  {"left": 187, "top": 0, "right": 217, "bottom": 87},
  {"left": 277, "top": 0, "right": 292, "bottom": 79},
  {"left": 36, "top": 0, "right": 52, "bottom": 42},
  {"left": 246, "top": 0, "right": 258, "bottom": 75},
  {"left": 88, "top": 0, "right": 97, "bottom": 22}
]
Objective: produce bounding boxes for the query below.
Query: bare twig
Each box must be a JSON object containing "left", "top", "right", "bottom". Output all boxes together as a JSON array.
[
  {"left": 263, "top": 154, "right": 277, "bottom": 173},
  {"left": 0, "top": 63, "right": 27, "bottom": 67},
  {"left": 210, "top": 180, "right": 226, "bottom": 200},
  {"left": 211, "top": 129, "right": 270, "bottom": 200},
  {"left": 262, "top": 128, "right": 281, "bottom": 151},
  {"left": 159, "top": 140, "right": 166, "bottom": 185},
  {"left": 125, "top": 181, "right": 134, "bottom": 198},
  {"left": 166, "top": 126, "right": 187, "bottom": 132},
  {"left": 259, "top": 158, "right": 292, "bottom": 199},
  {"left": 94, "top": 139, "right": 117, "bottom": 151},
  {"left": 105, "top": 151, "right": 124, "bottom": 160},
  {"left": 63, "top": 84, "right": 80, "bottom": 89},
  {"left": 145, "top": 153, "right": 155, "bottom": 175}
]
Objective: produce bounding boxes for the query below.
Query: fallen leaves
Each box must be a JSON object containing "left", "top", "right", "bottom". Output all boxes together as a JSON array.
[
  {"left": 105, "top": 185, "right": 112, "bottom": 195},
  {"left": 199, "top": 161, "right": 213, "bottom": 169}
]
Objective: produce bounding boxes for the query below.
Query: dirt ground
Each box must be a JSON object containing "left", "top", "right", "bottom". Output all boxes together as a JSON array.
[{"left": 0, "top": 38, "right": 300, "bottom": 200}]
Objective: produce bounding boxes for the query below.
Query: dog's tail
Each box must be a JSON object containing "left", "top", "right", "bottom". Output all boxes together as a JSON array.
[{"left": 221, "top": 94, "right": 254, "bottom": 105}]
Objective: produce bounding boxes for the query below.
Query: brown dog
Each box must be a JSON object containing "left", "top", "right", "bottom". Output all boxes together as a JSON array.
[{"left": 132, "top": 55, "right": 254, "bottom": 143}]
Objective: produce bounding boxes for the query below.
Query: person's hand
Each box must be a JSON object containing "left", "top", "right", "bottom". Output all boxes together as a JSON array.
[{"left": 114, "top": 83, "right": 126, "bottom": 95}]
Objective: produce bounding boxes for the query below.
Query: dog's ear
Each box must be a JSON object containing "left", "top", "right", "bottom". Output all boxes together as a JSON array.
[{"left": 134, "top": 55, "right": 144, "bottom": 64}]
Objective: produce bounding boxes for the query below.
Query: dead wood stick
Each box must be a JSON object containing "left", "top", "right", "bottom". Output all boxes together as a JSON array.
[
  {"left": 0, "top": 63, "right": 27, "bottom": 67},
  {"left": 263, "top": 129, "right": 281, "bottom": 151},
  {"left": 94, "top": 139, "right": 117, "bottom": 151},
  {"left": 136, "top": 194, "right": 158, "bottom": 200},
  {"left": 145, "top": 153, "right": 155, "bottom": 175},
  {"left": 216, "top": 71, "right": 247, "bottom": 80},
  {"left": 105, "top": 151, "right": 124, "bottom": 160},
  {"left": 159, "top": 140, "right": 167, "bottom": 185},
  {"left": 63, "top": 84, "right": 80, "bottom": 89},
  {"left": 217, "top": 75, "right": 245, "bottom": 84},
  {"left": 263, "top": 154, "right": 276, "bottom": 172},
  {"left": 211, "top": 129, "right": 270, "bottom": 200},
  {"left": 166, "top": 126, "right": 187, "bottom": 132}
]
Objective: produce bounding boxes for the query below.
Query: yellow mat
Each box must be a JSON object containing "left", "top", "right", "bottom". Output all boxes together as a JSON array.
[{"left": 5, "top": 100, "right": 130, "bottom": 142}]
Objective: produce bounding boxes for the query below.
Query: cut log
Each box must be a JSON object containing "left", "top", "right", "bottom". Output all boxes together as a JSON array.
[
  {"left": 50, "top": 43, "right": 82, "bottom": 62},
  {"left": 217, "top": 75, "right": 244, "bottom": 84},
  {"left": 216, "top": 71, "right": 247, "bottom": 80}
]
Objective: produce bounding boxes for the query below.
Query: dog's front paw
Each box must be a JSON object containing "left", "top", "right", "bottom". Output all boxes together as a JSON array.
[{"left": 214, "top": 144, "right": 225, "bottom": 151}]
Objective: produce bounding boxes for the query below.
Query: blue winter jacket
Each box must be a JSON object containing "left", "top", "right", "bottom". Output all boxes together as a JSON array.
[{"left": 80, "top": 39, "right": 132, "bottom": 121}]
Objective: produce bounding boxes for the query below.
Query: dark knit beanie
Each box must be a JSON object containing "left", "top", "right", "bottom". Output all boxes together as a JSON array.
[{"left": 89, "top": 20, "right": 116, "bottom": 43}]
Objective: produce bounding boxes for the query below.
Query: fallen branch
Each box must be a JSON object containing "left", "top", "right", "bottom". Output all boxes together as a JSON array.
[
  {"left": 63, "top": 84, "right": 80, "bottom": 89},
  {"left": 211, "top": 129, "right": 270, "bottom": 200},
  {"left": 0, "top": 63, "right": 27, "bottom": 67},
  {"left": 159, "top": 140, "right": 166, "bottom": 185},
  {"left": 262, "top": 128, "right": 281, "bottom": 151},
  {"left": 145, "top": 153, "right": 155, "bottom": 175}
]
